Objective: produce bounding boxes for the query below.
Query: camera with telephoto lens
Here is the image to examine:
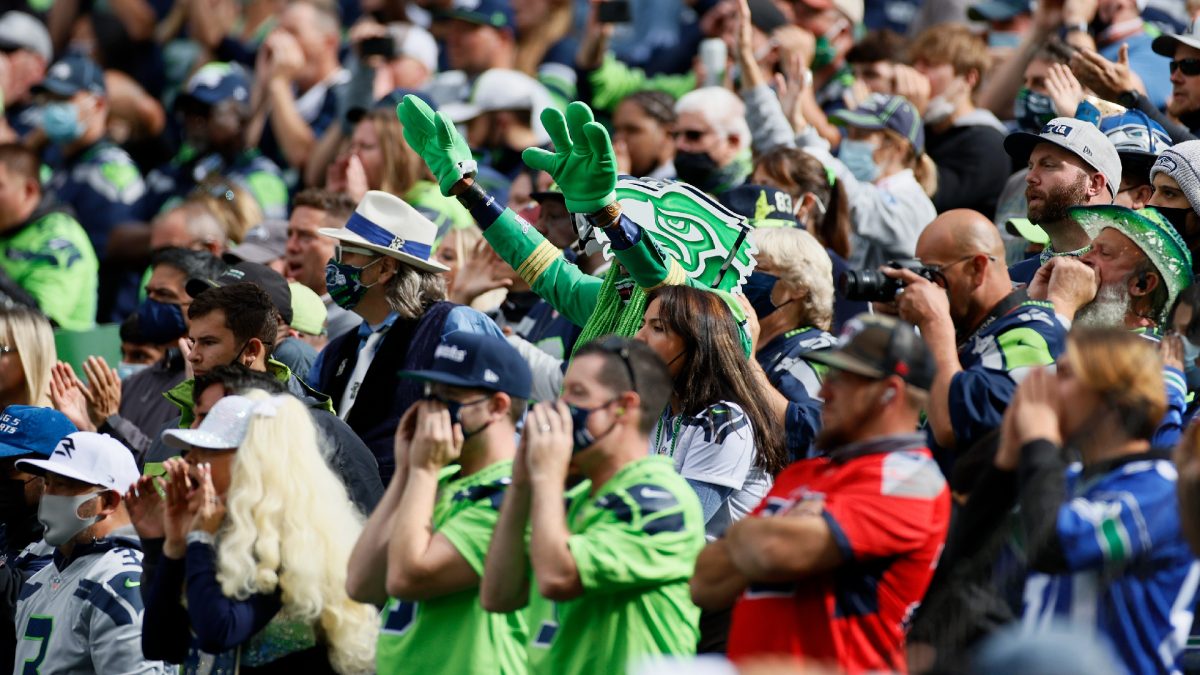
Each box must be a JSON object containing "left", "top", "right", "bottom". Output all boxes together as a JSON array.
[{"left": 839, "top": 259, "right": 940, "bottom": 302}]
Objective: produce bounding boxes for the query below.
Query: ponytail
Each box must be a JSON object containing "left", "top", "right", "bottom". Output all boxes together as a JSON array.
[{"left": 914, "top": 153, "right": 938, "bottom": 198}]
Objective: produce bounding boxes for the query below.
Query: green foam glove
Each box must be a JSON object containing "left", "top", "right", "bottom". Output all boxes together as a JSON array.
[
  {"left": 396, "top": 95, "right": 477, "bottom": 197},
  {"left": 522, "top": 102, "right": 617, "bottom": 215}
]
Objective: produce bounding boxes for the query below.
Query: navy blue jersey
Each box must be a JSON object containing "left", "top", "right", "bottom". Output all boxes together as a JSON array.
[
  {"left": 44, "top": 138, "right": 145, "bottom": 256},
  {"left": 756, "top": 326, "right": 837, "bottom": 460}
]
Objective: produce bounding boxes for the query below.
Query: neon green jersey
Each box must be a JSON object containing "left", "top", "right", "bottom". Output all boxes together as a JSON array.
[
  {"left": 377, "top": 460, "right": 528, "bottom": 675},
  {"left": 0, "top": 210, "right": 98, "bottom": 330},
  {"left": 528, "top": 456, "right": 705, "bottom": 675}
]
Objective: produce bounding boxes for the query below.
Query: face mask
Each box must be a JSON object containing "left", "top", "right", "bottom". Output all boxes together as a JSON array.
[
  {"left": 743, "top": 272, "right": 792, "bottom": 320},
  {"left": 838, "top": 138, "right": 880, "bottom": 183},
  {"left": 566, "top": 401, "right": 620, "bottom": 454},
  {"left": 41, "top": 102, "right": 85, "bottom": 144},
  {"left": 117, "top": 362, "right": 150, "bottom": 380},
  {"left": 674, "top": 150, "right": 721, "bottom": 191},
  {"left": 136, "top": 299, "right": 187, "bottom": 343},
  {"left": 988, "top": 31, "right": 1022, "bottom": 48},
  {"left": 326, "top": 258, "right": 384, "bottom": 311},
  {"left": 1014, "top": 88, "right": 1056, "bottom": 133},
  {"left": 924, "top": 95, "right": 956, "bottom": 126},
  {"left": 38, "top": 491, "right": 102, "bottom": 547},
  {"left": 812, "top": 20, "right": 846, "bottom": 70},
  {"left": 0, "top": 479, "right": 42, "bottom": 552},
  {"left": 426, "top": 394, "right": 492, "bottom": 441},
  {"left": 1155, "top": 206, "right": 1191, "bottom": 235}
]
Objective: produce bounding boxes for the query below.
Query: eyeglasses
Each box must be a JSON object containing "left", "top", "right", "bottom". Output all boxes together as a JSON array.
[
  {"left": 671, "top": 129, "right": 707, "bottom": 143},
  {"left": 596, "top": 336, "right": 638, "bottom": 393},
  {"left": 921, "top": 254, "right": 997, "bottom": 282},
  {"left": 333, "top": 243, "right": 378, "bottom": 264},
  {"left": 1170, "top": 58, "right": 1200, "bottom": 76}
]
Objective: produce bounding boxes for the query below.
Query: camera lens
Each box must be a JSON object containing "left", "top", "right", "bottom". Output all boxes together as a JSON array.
[{"left": 839, "top": 269, "right": 901, "bottom": 302}]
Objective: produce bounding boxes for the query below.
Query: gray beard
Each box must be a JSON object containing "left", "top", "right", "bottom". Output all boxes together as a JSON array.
[{"left": 1073, "top": 282, "right": 1132, "bottom": 329}]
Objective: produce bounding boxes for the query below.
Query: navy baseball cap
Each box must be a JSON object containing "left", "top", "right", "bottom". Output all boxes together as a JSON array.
[
  {"left": 719, "top": 185, "right": 799, "bottom": 228},
  {"left": 0, "top": 406, "right": 77, "bottom": 459},
  {"left": 347, "top": 88, "right": 435, "bottom": 125},
  {"left": 399, "top": 332, "right": 532, "bottom": 399},
  {"left": 34, "top": 54, "right": 106, "bottom": 97},
  {"left": 832, "top": 93, "right": 925, "bottom": 155},
  {"left": 178, "top": 62, "right": 251, "bottom": 108},
  {"left": 967, "top": 0, "right": 1031, "bottom": 21},
  {"left": 438, "top": 0, "right": 515, "bottom": 31}
]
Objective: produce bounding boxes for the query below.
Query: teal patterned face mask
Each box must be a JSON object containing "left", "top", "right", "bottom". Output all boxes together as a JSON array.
[{"left": 325, "top": 258, "right": 384, "bottom": 311}]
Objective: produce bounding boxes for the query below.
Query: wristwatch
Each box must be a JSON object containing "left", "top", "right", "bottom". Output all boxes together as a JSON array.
[
  {"left": 1117, "top": 90, "right": 1140, "bottom": 109},
  {"left": 1062, "top": 21, "right": 1089, "bottom": 34}
]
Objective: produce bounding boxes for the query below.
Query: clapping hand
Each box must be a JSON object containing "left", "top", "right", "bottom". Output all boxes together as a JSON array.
[
  {"left": 522, "top": 103, "right": 617, "bottom": 215},
  {"left": 190, "top": 463, "right": 225, "bottom": 535},
  {"left": 162, "top": 458, "right": 197, "bottom": 558},
  {"left": 124, "top": 475, "right": 166, "bottom": 540}
]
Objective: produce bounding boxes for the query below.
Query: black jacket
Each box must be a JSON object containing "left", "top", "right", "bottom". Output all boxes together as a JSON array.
[{"left": 928, "top": 122, "right": 1009, "bottom": 217}]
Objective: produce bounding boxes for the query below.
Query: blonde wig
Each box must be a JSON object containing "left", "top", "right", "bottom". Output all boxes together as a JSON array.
[
  {"left": 0, "top": 307, "right": 54, "bottom": 407},
  {"left": 751, "top": 227, "right": 835, "bottom": 331},
  {"left": 215, "top": 390, "right": 378, "bottom": 674}
]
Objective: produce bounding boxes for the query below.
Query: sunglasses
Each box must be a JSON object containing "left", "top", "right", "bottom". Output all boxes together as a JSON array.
[
  {"left": 671, "top": 129, "right": 707, "bottom": 142},
  {"left": 595, "top": 336, "right": 638, "bottom": 393},
  {"left": 1171, "top": 58, "right": 1200, "bottom": 76}
]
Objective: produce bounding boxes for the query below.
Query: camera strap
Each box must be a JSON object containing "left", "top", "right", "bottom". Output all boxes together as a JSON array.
[{"left": 956, "top": 288, "right": 1029, "bottom": 347}]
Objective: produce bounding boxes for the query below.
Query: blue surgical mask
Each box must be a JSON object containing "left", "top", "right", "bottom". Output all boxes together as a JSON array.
[
  {"left": 40, "top": 102, "right": 84, "bottom": 144},
  {"left": 1014, "top": 88, "right": 1057, "bottom": 133},
  {"left": 326, "top": 258, "right": 384, "bottom": 311},
  {"left": 838, "top": 138, "right": 880, "bottom": 183},
  {"left": 116, "top": 362, "right": 150, "bottom": 380},
  {"left": 743, "top": 271, "right": 792, "bottom": 320},
  {"left": 135, "top": 299, "right": 187, "bottom": 343},
  {"left": 988, "top": 31, "right": 1022, "bottom": 48}
]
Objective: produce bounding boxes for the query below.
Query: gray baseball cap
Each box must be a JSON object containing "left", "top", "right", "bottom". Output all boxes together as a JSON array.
[
  {"left": 1004, "top": 117, "right": 1121, "bottom": 199},
  {"left": 0, "top": 12, "right": 51, "bottom": 62}
]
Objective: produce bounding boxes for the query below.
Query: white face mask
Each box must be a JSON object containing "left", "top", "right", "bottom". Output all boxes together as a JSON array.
[
  {"left": 924, "top": 77, "right": 968, "bottom": 126},
  {"left": 38, "top": 491, "right": 102, "bottom": 546}
]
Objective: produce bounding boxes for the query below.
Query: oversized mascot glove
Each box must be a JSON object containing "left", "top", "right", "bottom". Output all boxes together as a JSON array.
[
  {"left": 521, "top": 102, "right": 617, "bottom": 214},
  {"left": 397, "top": 95, "right": 478, "bottom": 196}
]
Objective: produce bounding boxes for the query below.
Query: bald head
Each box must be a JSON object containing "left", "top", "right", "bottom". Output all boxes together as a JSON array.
[
  {"left": 150, "top": 203, "right": 226, "bottom": 254},
  {"left": 917, "top": 209, "right": 1006, "bottom": 260}
]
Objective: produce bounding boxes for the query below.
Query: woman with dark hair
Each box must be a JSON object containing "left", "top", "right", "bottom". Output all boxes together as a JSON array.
[
  {"left": 635, "top": 284, "right": 786, "bottom": 539},
  {"left": 612, "top": 89, "right": 677, "bottom": 179},
  {"left": 752, "top": 146, "right": 866, "bottom": 330}
]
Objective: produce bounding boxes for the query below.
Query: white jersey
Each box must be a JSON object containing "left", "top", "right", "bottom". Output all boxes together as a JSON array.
[
  {"left": 13, "top": 528, "right": 171, "bottom": 674},
  {"left": 653, "top": 401, "right": 773, "bottom": 539}
]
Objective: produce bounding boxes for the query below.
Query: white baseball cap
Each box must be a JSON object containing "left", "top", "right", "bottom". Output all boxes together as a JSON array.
[
  {"left": 16, "top": 432, "right": 140, "bottom": 493},
  {"left": 1003, "top": 117, "right": 1121, "bottom": 199},
  {"left": 162, "top": 394, "right": 290, "bottom": 451},
  {"left": 388, "top": 22, "right": 438, "bottom": 74},
  {"left": 441, "top": 68, "right": 554, "bottom": 144}
]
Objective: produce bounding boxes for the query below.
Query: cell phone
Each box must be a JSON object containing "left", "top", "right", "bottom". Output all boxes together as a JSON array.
[
  {"left": 699, "top": 38, "right": 728, "bottom": 87},
  {"left": 597, "top": 0, "right": 632, "bottom": 24},
  {"left": 360, "top": 35, "right": 396, "bottom": 59}
]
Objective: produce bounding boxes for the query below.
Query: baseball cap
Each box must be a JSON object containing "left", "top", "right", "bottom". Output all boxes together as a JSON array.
[
  {"left": 389, "top": 23, "right": 438, "bottom": 73},
  {"left": 34, "top": 54, "right": 106, "bottom": 97},
  {"left": 718, "top": 185, "right": 799, "bottom": 228},
  {"left": 16, "top": 432, "right": 139, "bottom": 492},
  {"left": 288, "top": 281, "right": 328, "bottom": 336},
  {"left": 225, "top": 219, "right": 287, "bottom": 266},
  {"left": 747, "top": 0, "right": 789, "bottom": 33},
  {"left": 0, "top": 406, "right": 77, "bottom": 459},
  {"left": 347, "top": 87, "right": 434, "bottom": 125},
  {"left": 162, "top": 394, "right": 272, "bottom": 451},
  {"left": 438, "top": 0, "right": 515, "bottom": 31},
  {"left": 399, "top": 332, "right": 533, "bottom": 399},
  {"left": 441, "top": 69, "right": 554, "bottom": 144},
  {"left": 178, "top": 62, "right": 251, "bottom": 108},
  {"left": 804, "top": 313, "right": 936, "bottom": 391},
  {"left": 967, "top": 0, "right": 1031, "bottom": 21},
  {"left": 1004, "top": 217, "right": 1050, "bottom": 245},
  {"left": 832, "top": 94, "right": 925, "bottom": 155},
  {"left": 1099, "top": 110, "right": 1171, "bottom": 181},
  {"left": 1003, "top": 117, "right": 1121, "bottom": 199},
  {"left": 187, "top": 261, "right": 294, "bottom": 325},
  {"left": 0, "top": 12, "right": 51, "bottom": 62},
  {"left": 1152, "top": 17, "right": 1200, "bottom": 57},
  {"left": 795, "top": 0, "right": 864, "bottom": 24}
]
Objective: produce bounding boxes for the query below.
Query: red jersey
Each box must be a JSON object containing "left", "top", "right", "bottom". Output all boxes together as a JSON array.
[{"left": 726, "top": 437, "right": 950, "bottom": 673}]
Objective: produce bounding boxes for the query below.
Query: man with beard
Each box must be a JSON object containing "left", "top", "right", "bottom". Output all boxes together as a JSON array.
[
  {"left": 1003, "top": 117, "right": 1121, "bottom": 286},
  {"left": 0, "top": 406, "right": 76, "bottom": 672},
  {"left": 1056, "top": 205, "right": 1193, "bottom": 331},
  {"left": 691, "top": 314, "right": 951, "bottom": 672}
]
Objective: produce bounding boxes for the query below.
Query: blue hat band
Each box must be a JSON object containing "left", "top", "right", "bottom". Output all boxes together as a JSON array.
[{"left": 345, "top": 212, "right": 432, "bottom": 260}]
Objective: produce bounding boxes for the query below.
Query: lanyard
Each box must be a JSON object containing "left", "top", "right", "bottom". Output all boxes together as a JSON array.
[{"left": 653, "top": 411, "right": 683, "bottom": 459}]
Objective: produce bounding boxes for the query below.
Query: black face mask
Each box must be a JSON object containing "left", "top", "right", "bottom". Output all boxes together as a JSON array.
[
  {"left": 0, "top": 478, "right": 42, "bottom": 555},
  {"left": 673, "top": 150, "right": 723, "bottom": 192},
  {"left": 1155, "top": 206, "right": 1192, "bottom": 236}
]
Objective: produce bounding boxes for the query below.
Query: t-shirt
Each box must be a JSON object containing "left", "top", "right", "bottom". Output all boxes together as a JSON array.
[
  {"left": 528, "top": 456, "right": 705, "bottom": 675},
  {"left": 726, "top": 435, "right": 951, "bottom": 674},
  {"left": 652, "top": 401, "right": 772, "bottom": 538},
  {"left": 376, "top": 460, "right": 528, "bottom": 675}
]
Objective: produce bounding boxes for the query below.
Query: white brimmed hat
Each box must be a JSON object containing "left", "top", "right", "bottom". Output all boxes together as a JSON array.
[
  {"left": 318, "top": 190, "right": 449, "bottom": 273},
  {"left": 16, "top": 432, "right": 139, "bottom": 493}
]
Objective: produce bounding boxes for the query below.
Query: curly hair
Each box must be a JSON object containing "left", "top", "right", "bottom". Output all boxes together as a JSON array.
[
  {"left": 751, "top": 227, "right": 834, "bottom": 331},
  {"left": 215, "top": 390, "right": 378, "bottom": 673}
]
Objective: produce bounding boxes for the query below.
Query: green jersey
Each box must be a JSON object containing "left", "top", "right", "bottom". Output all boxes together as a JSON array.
[
  {"left": 377, "top": 460, "right": 528, "bottom": 675},
  {"left": 529, "top": 456, "right": 704, "bottom": 675},
  {"left": 0, "top": 208, "right": 98, "bottom": 330}
]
